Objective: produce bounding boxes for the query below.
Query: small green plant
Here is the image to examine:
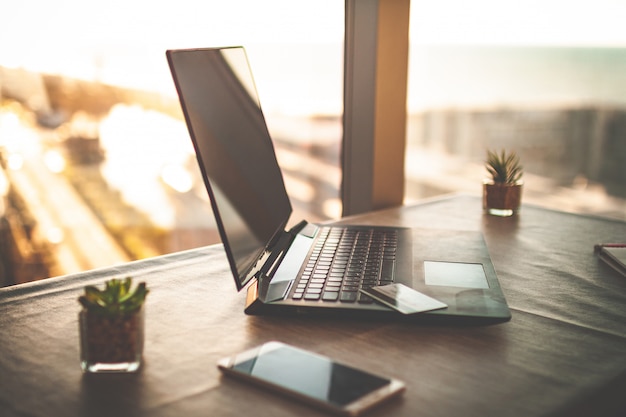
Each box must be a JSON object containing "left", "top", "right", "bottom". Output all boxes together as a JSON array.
[
  {"left": 485, "top": 149, "right": 523, "bottom": 184},
  {"left": 79, "top": 277, "right": 148, "bottom": 317}
]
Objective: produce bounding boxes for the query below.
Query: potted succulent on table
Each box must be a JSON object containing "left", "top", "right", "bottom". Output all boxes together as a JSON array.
[
  {"left": 483, "top": 149, "right": 524, "bottom": 216},
  {"left": 78, "top": 277, "right": 149, "bottom": 373}
]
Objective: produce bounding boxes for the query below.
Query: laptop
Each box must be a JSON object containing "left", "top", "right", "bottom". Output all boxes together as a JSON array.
[{"left": 166, "top": 46, "right": 511, "bottom": 324}]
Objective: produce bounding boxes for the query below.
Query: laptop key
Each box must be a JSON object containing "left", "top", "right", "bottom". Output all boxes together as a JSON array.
[
  {"left": 322, "top": 291, "right": 339, "bottom": 301},
  {"left": 358, "top": 293, "right": 374, "bottom": 304},
  {"left": 362, "top": 278, "right": 377, "bottom": 287},
  {"left": 381, "top": 259, "right": 395, "bottom": 281},
  {"left": 291, "top": 226, "right": 399, "bottom": 304},
  {"left": 340, "top": 291, "right": 358, "bottom": 302}
]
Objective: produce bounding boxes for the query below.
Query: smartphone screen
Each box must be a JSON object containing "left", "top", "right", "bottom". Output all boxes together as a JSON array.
[{"left": 217, "top": 341, "right": 405, "bottom": 416}]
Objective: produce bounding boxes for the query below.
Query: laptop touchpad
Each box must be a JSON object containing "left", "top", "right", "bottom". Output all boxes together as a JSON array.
[{"left": 424, "top": 261, "right": 489, "bottom": 289}]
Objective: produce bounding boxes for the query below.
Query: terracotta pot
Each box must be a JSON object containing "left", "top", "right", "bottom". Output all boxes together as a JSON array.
[
  {"left": 79, "top": 307, "right": 144, "bottom": 373},
  {"left": 483, "top": 181, "right": 523, "bottom": 217}
]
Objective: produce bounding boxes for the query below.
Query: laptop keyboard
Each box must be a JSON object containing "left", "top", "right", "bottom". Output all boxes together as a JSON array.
[{"left": 291, "top": 227, "right": 397, "bottom": 303}]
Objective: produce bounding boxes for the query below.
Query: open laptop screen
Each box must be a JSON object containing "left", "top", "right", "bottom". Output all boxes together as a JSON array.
[{"left": 167, "top": 47, "right": 292, "bottom": 290}]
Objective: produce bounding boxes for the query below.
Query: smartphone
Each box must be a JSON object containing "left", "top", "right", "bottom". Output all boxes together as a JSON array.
[{"left": 217, "top": 341, "right": 405, "bottom": 416}]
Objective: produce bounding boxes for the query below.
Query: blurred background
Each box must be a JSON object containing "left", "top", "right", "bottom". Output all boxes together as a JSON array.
[{"left": 1, "top": 0, "right": 625, "bottom": 286}]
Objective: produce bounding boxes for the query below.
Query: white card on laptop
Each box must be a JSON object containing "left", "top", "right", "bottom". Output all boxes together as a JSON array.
[{"left": 360, "top": 284, "right": 448, "bottom": 315}]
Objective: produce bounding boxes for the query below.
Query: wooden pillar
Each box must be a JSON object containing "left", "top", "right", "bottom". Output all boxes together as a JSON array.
[{"left": 342, "top": 0, "right": 410, "bottom": 216}]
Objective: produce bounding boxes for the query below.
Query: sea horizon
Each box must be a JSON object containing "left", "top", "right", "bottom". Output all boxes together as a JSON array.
[{"left": 3, "top": 43, "right": 626, "bottom": 117}]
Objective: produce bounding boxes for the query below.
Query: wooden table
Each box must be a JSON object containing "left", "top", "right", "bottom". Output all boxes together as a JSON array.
[{"left": 1, "top": 195, "right": 625, "bottom": 417}]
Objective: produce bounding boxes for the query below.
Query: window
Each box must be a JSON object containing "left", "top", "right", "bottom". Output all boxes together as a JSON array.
[
  {"left": 406, "top": 0, "right": 626, "bottom": 220},
  {"left": 0, "top": 1, "right": 344, "bottom": 285}
]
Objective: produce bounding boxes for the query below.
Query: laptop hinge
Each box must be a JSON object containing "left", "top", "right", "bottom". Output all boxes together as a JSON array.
[
  {"left": 255, "top": 220, "right": 313, "bottom": 303},
  {"left": 263, "top": 220, "right": 310, "bottom": 277},
  {"left": 242, "top": 223, "right": 301, "bottom": 288},
  {"left": 256, "top": 272, "right": 293, "bottom": 303}
]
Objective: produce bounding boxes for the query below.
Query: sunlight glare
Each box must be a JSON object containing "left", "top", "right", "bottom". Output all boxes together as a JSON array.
[
  {"left": 46, "top": 227, "right": 65, "bottom": 245},
  {"left": 7, "top": 154, "right": 24, "bottom": 170},
  {"left": 98, "top": 104, "right": 194, "bottom": 228},
  {"left": 323, "top": 198, "right": 342, "bottom": 219},
  {"left": 161, "top": 164, "right": 193, "bottom": 193},
  {"left": 44, "top": 150, "right": 66, "bottom": 173}
]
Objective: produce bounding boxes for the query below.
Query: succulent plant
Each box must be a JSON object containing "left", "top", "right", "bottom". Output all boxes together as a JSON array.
[
  {"left": 79, "top": 277, "right": 148, "bottom": 317},
  {"left": 485, "top": 149, "right": 523, "bottom": 184}
]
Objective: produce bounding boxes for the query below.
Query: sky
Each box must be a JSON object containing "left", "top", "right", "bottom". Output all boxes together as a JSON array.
[
  {"left": 1, "top": 0, "right": 626, "bottom": 114},
  {"left": 411, "top": 0, "right": 626, "bottom": 46},
  {"left": 3, "top": 0, "right": 625, "bottom": 56},
  {"left": 0, "top": 1, "right": 343, "bottom": 98},
  {"left": 3, "top": 0, "right": 626, "bottom": 72}
]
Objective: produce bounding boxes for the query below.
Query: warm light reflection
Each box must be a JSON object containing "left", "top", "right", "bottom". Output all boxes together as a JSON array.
[
  {"left": 46, "top": 227, "right": 65, "bottom": 245},
  {"left": 7, "top": 154, "right": 24, "bottom": 170},
  {"left": 323, "top": 198, "right": 342, "bottom": 219},
  {"left": 160, "top": 164, "right": 193, "bottom": 193},
  {"left": 283, "top": 176, "right": 315, "bottom": 202},
  {"left": 0, "top": 111, "right": 27, "bottom": 151},
  {"left": 0, "top": 167, "right": 9, "bottom": 197},
  {"left": 98, "top": 104, "right": 194, "bottom": 228},
  {"left": 44, "top": 150, "right": 66, "bottom": 173}
]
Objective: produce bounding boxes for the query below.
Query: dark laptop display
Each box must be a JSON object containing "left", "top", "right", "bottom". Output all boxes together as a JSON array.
[
  {"left": 167, "top": 46, "right": 511, "bottom": 324},
  {"left": 165, "top": 47, "right": 291, "bottom": 290}
]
